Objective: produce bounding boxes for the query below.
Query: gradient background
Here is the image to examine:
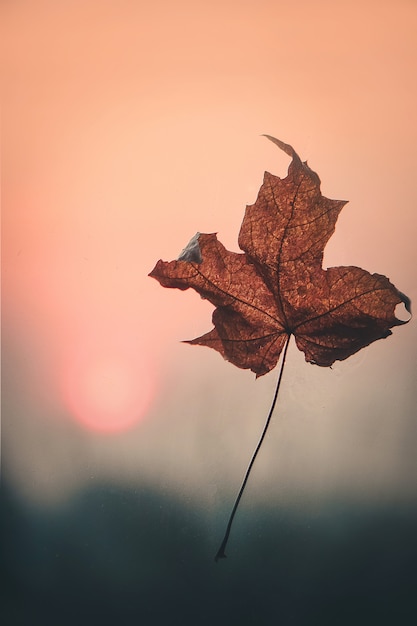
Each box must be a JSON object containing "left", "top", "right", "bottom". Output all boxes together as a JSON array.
[{"left": 2, "top": 1, "right": 417, "bottom": 624}]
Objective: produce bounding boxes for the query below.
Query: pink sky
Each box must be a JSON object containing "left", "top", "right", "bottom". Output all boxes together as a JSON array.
[{"left": 3, "top": 0, "right": 417, "bottom": 507}]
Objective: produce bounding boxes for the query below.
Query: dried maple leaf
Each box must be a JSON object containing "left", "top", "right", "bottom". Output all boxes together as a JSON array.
[
  {"left": 149, "top": 136, "right": 410, "bottom": 376},
  {"left": 149, "top": 136, "right": 411, "bottom": 561}
]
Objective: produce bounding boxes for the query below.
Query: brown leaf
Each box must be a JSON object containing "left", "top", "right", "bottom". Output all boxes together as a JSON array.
[{"left": 149, "top": 137, "right": 411, "bottom": 376}]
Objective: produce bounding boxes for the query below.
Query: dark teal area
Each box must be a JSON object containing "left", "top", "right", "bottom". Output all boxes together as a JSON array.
[{"left": 2, "top": 483, "right": 416, "bottom": 625}]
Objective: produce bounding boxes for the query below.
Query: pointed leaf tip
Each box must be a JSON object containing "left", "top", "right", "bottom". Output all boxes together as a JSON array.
[{"left": 262, "top": 134, "right": 299, "bottom": 160}]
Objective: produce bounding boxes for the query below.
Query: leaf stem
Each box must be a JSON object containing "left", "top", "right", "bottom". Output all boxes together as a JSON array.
[{"left": 215, "top": 335, "right": 291, "bottom": 562}]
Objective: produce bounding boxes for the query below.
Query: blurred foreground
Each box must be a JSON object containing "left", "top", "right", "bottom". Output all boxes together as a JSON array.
[{"left": 2, "top": 482, "right": 416, "bottom": 625}]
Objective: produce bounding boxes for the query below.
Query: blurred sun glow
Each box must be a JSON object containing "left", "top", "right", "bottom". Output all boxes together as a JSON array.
[{"left": 62, "top": 347, "right": 154, "bottom": 434}]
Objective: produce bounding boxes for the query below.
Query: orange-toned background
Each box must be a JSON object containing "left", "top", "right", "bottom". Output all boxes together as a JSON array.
[{"left": 3, "top": 0, "right": 417, "bottom": 508}]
